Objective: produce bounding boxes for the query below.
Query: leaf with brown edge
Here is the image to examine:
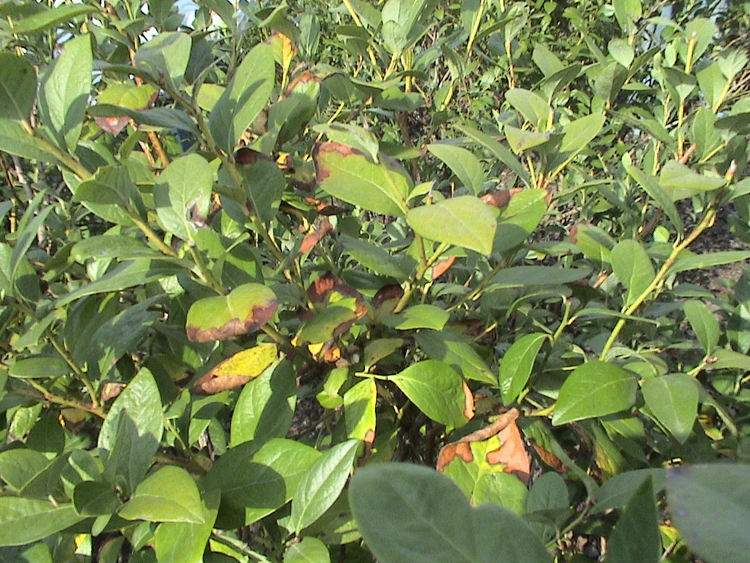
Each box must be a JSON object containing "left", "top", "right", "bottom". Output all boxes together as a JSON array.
[
  {"left": 307, "top": 272, "right": 367, "bottom": 320},
  {"left": 193, "top": 344, "right": 278, "bottom": 394},
  {"left": 186, "top": 283, "right": 278, "bottom": 342},
  {"left": 437, "top": 408, "right": 530, "bottom": 485}
]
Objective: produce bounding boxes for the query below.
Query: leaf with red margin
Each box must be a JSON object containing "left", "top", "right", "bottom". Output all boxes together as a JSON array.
[{"left": 186, "top": 284, "right": 277, "bottom": 342}]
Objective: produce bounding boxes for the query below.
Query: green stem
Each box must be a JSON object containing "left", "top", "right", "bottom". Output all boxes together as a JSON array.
[
  {"left": 20, "top": 379, "right": 105, "bottom": 419},
  {"left": 189, "top": 246, "right": 224, "bottom": 294},
  {"left": 126, "top": 211, "right": 179, "bottom": 258},
  {"left": 22, "top": 121, "right": 92, "bottom": 180},
  {"left": 261, "top": 324, "right": 315, "bottom": 365},
  {"left": 599, "top": 204, "right": 718, "bottom": 359},
  {"left": 47, "top": 331, "right": 99, "bottom": 408}
]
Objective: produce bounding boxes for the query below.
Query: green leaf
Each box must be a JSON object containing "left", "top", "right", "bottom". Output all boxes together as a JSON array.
[
  {"left": 349, "top": 463, "right": 552, "bottom": 563},
  {"left": 186, "top": 283, "right": 278, "bottom": 342},
  {"left": 493, "top": 188, "right": 548, "bottom": 253},
  {"left": 56, "top": 259, "right": 187, "bottom": 306},
  {"left": 0, "top": 449, "right": 50, "bottom": 492},
  {"left": 642, "top": 374, "right": 699, "bottom": 444},
  {"left": 592, "top": 468, "right": 666, "bottom": 513},
  {"left": 491, "top": 266, "right": 591, "bottom": 287},
  {"left": 344, "top": 378, "right": 377, "bottom": 441},
  {"left": 604, "top": 478, "right": 660, "bottom": 563},
  {"left": 613, "top": 0, "right": 641, "bottom": 32},
  {"left": 455, "top": 123, "right": 531, "bottom": 187},
  {"left": 552, "top": 361, "right": 637, "bottom": 425},
  {"left": 659, "top": 161, "right": 726, "bottom": 201},
  {"left": 505, "top": 89, "right": 551, "bottom": 130},
  {"left": 203, "top": 439, "right": 321, "bottom": 525},
  {"left": 284, "top": 537, "right": 331, "bottom": 563},
  {"left": 6, "top": 4, "right": 96, "bottom": 33},
  {"left": 313, "top": 123, "right": 379, "bottom": 163},
  {"left": 610, "top": 240, "right": 655, "bottom": 306},
  {"left": 504, "top": 125, "right": 551, "bottom": 154},
  {"left": 0, "top": 54, "right": 36, "bottom": 121},
  {"left": 314, "top": 142, "right": 411, "bottom": 217},
  {"left": 119, "top": 466, "right": 205, "bottom": 523},
  {"left": 683, "top": 300, "right": 719, "bottom": 353},
  {"left": 290, "top": 439, "right": 359, "bottom": 533},
  {"left": 548, "top": 113, "right": 605, "bottom": 171},
  {"left": 9, "top": 356, "right": 71, "bottom": 379},
  {"left": 155, "top": 153, "right": 213, "bottom": 242},
  {"left": 230, "top": 360, "right": 296, "bottom": 446},
  {"left": 414, "top": 330, "right": 496, "bottom": 385},
  {"left": 338, "top": 234, "right": 407, "bottom": 280},
  {"left": 153, "top": 490, "right": 220, "bottom": 563},
  {"left": 134, "top": 32, "right": 192, "bottom": 90},
  {"left": 526, "top": 472, "right": 570, "bottom": 542},
  {"left": 237, "top": 158, "right": 285, "bottom": 225},
  {"left": 407, "top": 196, "right": 496, "bottom": 255},
  {"left": 387, "top": 360, "right": 468, "bottom": 428},
  {"left": 382, "top": 304, "right": 449, "bottom": 331},
  {"left": 427, "top": 144, "right": 485, "bottom": 195},
  {"left": 499, "top": 333, "right": 548, "bottom": 404},
  {"left": 623, "top": 156, "right": 683, "bottom": 233},
  {"left": 0, "top": 499, "right": 83, "bottom": 547},
  {"left": 38, "top": 34, "right": 91, "bottom": 152},
  {"left": 669, "top": 251, "right": 750, "bottom": 275},
  {"left": 608, "top": 39, "right": 634, "bottom": 68},
  {"left": 73, "top": 481, "right": 120, "bottom": 516},
  {"left": 98, "top": 368, "right": 163, "bottom": 495},
  {"left": 209, "top": 43, "right": 275, "bottom": 154},
  {"left": 71, "top": 235, "right": 155, "bottom": 262},
  {"left": 0, "top": 119, "right": 59, "bottom": 162},
  {"left": 667, "top": 464, "right": 750, "bottom": 563}
]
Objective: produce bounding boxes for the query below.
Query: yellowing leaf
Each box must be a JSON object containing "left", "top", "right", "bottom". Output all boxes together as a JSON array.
[{"left": 193, "top": 344, "right": 278, "bottom": 394}]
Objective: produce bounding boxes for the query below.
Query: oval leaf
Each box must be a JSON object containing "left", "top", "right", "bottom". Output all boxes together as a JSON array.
[
  {"left": 407, "top": 196, "right": 497, "bottom": 255},
  {"left": 290, "top": 439, "right": 359, "bottom": 533},
  {"left": 667, "top": 464, "right": 750, "bottom": 563},
  {"left": 119, "top": 465, "right": 205, "bottom": 523},
  {"left": 314, "top": 142, "right": 411, "bottom": 217},
  {"left": 610, "top": 239, "right": 655, "bottom": 306},
  {"left": 427, "top": 143, "right": 485, "bottom": 195},
  {"left": 552, "top": 361, "right": 637, "bottom": 425},
  {"left": 642, "top": 374, "right": 699, "bottom": 444},
  {"left": 387, "top": 360, "right": 469, "bottom": 428},
  {"left": 499, "top": 333, "right": 548, "bottom": 404},
  {"left": 349, "top": 463, "right": 552, "bottom": 563}
]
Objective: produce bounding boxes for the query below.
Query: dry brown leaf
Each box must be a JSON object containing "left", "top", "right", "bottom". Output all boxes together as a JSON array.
[{"left": 436, "top": 408, "right": 530, "bottom": 485}]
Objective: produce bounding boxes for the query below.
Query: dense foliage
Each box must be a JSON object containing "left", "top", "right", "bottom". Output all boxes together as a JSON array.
[{"left": 0, "top": 0, "right": 749, "bottom": 561}]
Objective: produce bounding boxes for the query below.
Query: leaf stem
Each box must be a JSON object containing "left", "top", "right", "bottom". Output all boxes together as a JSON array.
[{"left": 599, "top": 203, "right": 718, "bottom": 359}]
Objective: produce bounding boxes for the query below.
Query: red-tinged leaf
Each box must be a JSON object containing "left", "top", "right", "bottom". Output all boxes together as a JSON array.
[
  {"left": 432, "top": 255, "right": 457, "bottom": 279},
  {"left": 371, "top": 283, "right": 404, "bottom": 311},
  {"left": 94, "top": 115, "right": 129, "bottom": 135},
  {"left": 307, "top": 271, "right": 367, "bottom": 318},
  {"left": 193, "top": 343, "right": 278, "bottom": 394},
  {"left": 186, "top": 283, "right": 278, "bottom": 342},
  {"left": 487, "top": 419, "right": 531, "bottom": 485}
]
